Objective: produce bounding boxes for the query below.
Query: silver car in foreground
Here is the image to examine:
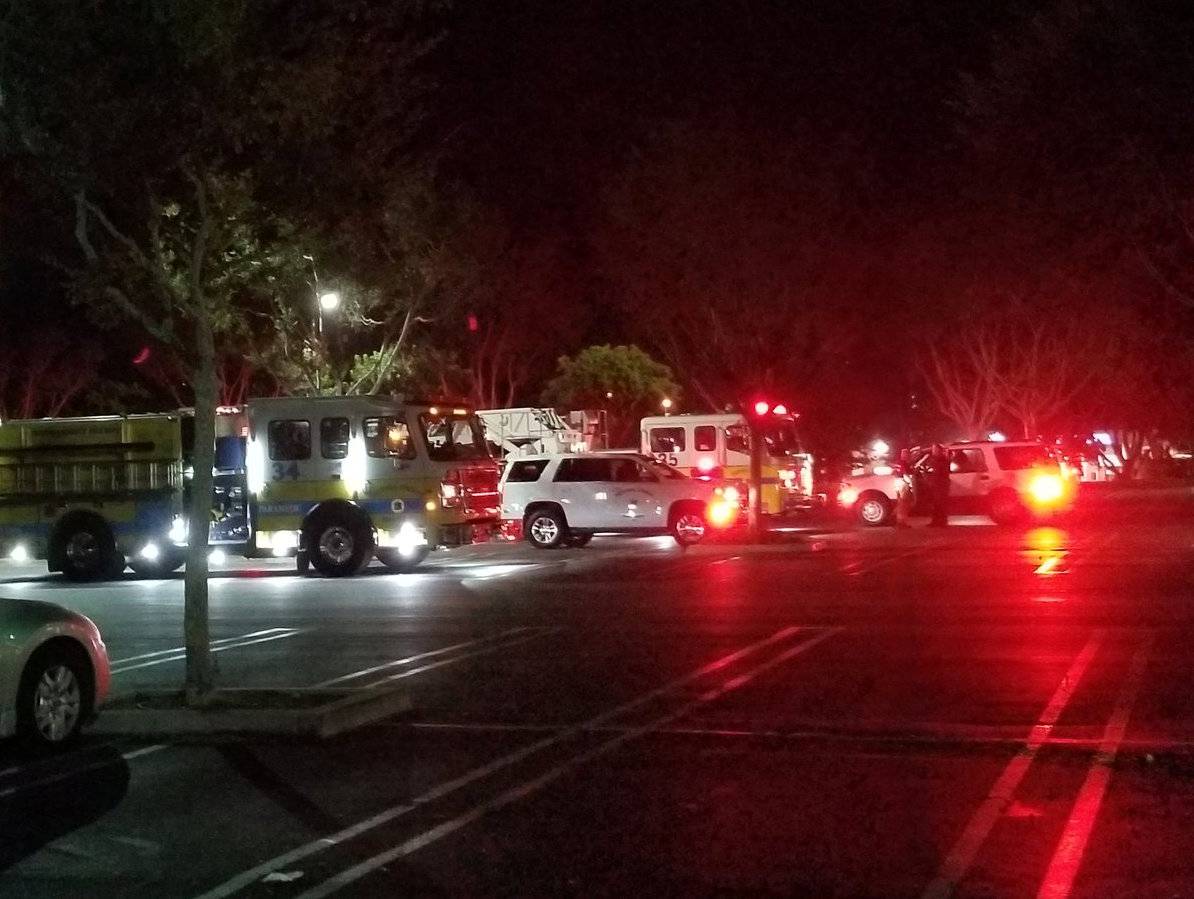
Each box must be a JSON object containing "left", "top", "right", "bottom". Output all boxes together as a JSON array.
[{"left": 0, "top": 597, "right": 110, "bottom": 747}]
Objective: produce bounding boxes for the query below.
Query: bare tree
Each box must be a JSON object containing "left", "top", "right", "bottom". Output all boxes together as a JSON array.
[{"left": 919, "top": 323, "right": 1005, "bottom": 441}]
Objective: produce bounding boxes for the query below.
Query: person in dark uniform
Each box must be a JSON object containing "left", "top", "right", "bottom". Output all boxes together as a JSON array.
[{"left": 929, "top": 444, "right": 951, "bottom": 527}]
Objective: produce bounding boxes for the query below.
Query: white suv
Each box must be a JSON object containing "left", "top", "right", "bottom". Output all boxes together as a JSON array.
[
  {"left": 499, "top": 453, "right": 736, "bottom": 548},
  {"left": 839, "top": 440, "right": 1076, "bottom": 525}
]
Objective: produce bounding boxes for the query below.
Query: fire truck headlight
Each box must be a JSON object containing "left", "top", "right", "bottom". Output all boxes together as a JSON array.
[
  {"left": 8, "top": 544, "right": 30, "bottom": 563},
  {"left": 395, "top": 521, "right": 428, "bottom": 557},
  {"left": 139, "top": 542, "right": 161, "bottom": 562},
  {"left": 169, "top": 516, "right": 188, "bottom": 544},
  {"left": 208, "top": 548, "right": 227, "bottom": 566}
]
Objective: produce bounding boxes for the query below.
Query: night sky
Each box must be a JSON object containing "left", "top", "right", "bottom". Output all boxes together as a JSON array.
[{"left": 3, "top": 1, "right": 1192, "bottom": 448}]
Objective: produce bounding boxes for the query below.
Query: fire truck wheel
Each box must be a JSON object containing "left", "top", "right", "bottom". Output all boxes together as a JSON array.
[
  {"left": 377, "top": 547, "right": 431, "bottom": 572},
  {"left": 308, "top": 515, "right": 374, "bottom": 577},
  {"left": 56, "top": 518, "right": 118, "bottom": 582}
]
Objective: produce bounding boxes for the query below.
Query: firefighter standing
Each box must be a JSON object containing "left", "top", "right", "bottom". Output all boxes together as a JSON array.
[{"left": 929, "top": 443, "right": 951, "bottom": 527}]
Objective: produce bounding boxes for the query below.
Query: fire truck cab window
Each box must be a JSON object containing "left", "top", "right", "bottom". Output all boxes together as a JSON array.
[
  {"left": 320, "top": 417, "right": 350, "bottom": 460},
  {"left": 649, "top": 427, "right": 686, "bottom": 454},
  {"left": 363, "top": 417, "right": 415, "bottom": 459},
  {"left": 725, "top": 425, "right": 750, "bottom": 455},
  {"left": 695, "top": 426, "right": 718, "bottom": 452},
  {"left": 268, "top": 420, "right": 311, "bottom": 461}
]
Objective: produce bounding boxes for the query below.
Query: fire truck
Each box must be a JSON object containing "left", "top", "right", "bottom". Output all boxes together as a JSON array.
[
  {"left": 0, "top": 413, "right": 188, "bottom": 579},
  {"left": 639, "top": 411, "right": 817, "bottom": 515},
  {"left": 0, "top": 396, "right": 500, "bottom": 579},
  {"left": 244, "top": 396, "right": 499, "bottom": 576}
]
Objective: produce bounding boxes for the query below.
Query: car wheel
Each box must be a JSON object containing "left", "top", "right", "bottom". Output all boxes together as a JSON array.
[
  {"left": 989, "top": 489, "right": 1027, "bottom": 525},
  {"left": 565, "top": 533, "right": 593, "bottom": 548},
  {"left": 309, "top": 516, "right": 374, "bottom": 577},
  {"left": 856, "top": 492, "right": 893, "bottom": 527},
  {"left": 18, "top": 645, "right": 91, "bottom": 749},
  {"left": 58, "top": 519, "right": 118, "bottom": 581},
  {"left": 377, "top": 546, "right": 431, "bottom": 572},
  {"left": 524, "top": 508, "right": 567, "bottom": 549},
  {"left": 128, "top": 548, "right": 184, "bottom": 577},
  {"left": 671, "top": 505, "right": 707, "bottom": 547}
]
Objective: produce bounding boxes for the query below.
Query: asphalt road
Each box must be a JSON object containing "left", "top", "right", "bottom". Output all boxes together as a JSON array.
[{"left": 2, "top": 488, "right": 1194, "bottom": 897}]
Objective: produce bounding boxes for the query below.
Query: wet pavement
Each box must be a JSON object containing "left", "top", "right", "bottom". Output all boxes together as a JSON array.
[{"left": 2, "top": 486, "right": 1193, "bottom": 897}]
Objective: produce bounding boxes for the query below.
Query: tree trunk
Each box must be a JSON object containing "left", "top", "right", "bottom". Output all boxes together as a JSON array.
[{"left": 184, "top": 316, "right": 218, "bottom": 703}]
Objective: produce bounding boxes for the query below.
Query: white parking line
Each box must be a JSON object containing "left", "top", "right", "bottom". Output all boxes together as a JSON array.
[
  {"left": 921, "top": 630, "right": 1106, "bottom": 899},
  {"left": 111, "top": 629, "right": 302, "bottom": 675},
  {"left": 111, "top": 629, "right": 294, "bottom": 665},
  {"left": 315, "top": 628, "right": 545, "bottom": 687},
  {"left": 196, "top": 625, "right": 825, "bottom": 898},
  {"left": 295, "top": 627, "right": 841, "bottom": 898},
  {"left": 1036, "top": 631, "right": 1156, "bottom": 899}
]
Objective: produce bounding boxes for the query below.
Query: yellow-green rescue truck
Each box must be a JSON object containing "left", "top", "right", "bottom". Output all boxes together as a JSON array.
[
  {"left": 245, "top": 396, "right": 500, "bottom": 576},
  {"left": 640, "top": 412, "right": 816, "bottom": 516},
  {"left": 0, "top": 414, "right": 186, "bottom": 579}
]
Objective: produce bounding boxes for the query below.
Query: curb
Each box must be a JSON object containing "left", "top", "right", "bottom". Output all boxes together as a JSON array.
[{"left": 91, "top": 686, "right": 412, "bottom": 740}]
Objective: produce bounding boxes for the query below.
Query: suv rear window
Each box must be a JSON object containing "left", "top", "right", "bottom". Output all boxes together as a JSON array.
[
  {"left": 506, "top": 459, "right": 549, "bottom": 482},
  {"left": 994, "top": 445, "right": 1056, "bottom": 470},
  {"left": 555, "top": 458, "right": 614, "bottom": 482}
]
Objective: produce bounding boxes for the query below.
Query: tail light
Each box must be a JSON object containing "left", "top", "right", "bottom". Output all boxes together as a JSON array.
[
  {"left": 707, "top": 498, "right": 738, "bottom": 528},
  {"left": 1027, "top": 472, "right": 1066, "bottom": 507}
]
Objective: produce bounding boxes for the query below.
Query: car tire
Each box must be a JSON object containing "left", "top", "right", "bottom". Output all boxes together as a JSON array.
[
  {"left": 524, "top": 508, "right": 568, "bottom": 549},
  {"left": 565, "top": 533, "right": 593, "bottom": 548},
  {"left": 17, "top": 643, "right": 92, "bottom": 749},
  {"left": 57, "top": 518, "right": 119, "bottom": 582},
  {"left": 989, "top": 489, "right": 1027, "bottom": 525},
  {"left": 308, "top": 514, "right": 374, "bottom": 577},
  {"left": 128, "top": 548, "right": 184, "bottom": 577},
  {"left": 856, "top": 492, "right": 893, "bottom": 527},
  {"left": 377, "top": 546, "right": 431, "bottom": 572},
  {"left": 670, "top": 503, "right": 707, "bottom": 547}
]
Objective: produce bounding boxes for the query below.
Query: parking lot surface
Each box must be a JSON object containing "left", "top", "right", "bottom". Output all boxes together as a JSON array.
[{"left": 2, "top": 489, "right": 1194, "bottom": 897}]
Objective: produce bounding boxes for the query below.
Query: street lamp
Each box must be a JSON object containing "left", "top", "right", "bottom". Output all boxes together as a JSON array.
[
  {"left": 661, "top": 397, "right": 673, "bottom": 415},
  {"left": 317, "top": 291, "right": 340, "bottom": 335}
]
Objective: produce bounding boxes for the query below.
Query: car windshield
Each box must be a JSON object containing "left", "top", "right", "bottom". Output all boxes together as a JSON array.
[{"left": 418, "top": 413, "right": 490, "bottom": 461}]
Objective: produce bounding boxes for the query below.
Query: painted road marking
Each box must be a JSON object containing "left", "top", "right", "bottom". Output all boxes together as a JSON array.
[
  {"left": 294, "top": 627, "right": 842, "bottom": 898},
  {"left": 921, "top": 629, "right": 1107, "bottom": 899},
  {"left": 1036, "top": 631, "right": 1156, "bottom": 899},
  {"left": 196, "top": 625, "right": 830, "bottom": 898},
  {"left": 316, "top": 628, "right": 537, "bottom": 687},
  {"left": 111, "top": 629, "right": 302, "bottom": 675},
  {"left": 110, "top": 628, "right": 294, "bottom": 665},
  {"left": 314, "top": 628, "right": 557, "bottom": 690}
]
